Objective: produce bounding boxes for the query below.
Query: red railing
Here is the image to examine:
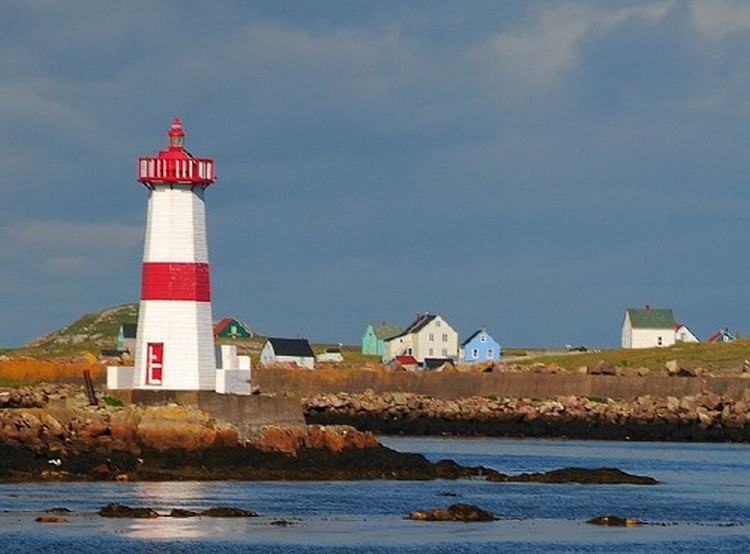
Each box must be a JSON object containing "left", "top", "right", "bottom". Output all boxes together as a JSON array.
[{"left": 138, "top": 156, "right": 215, "bottom": 184}]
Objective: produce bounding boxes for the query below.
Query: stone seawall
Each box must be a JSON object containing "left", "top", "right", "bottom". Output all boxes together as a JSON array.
[
  {"left": 254, "top": 367, "right": 750, "bottom": 401},
  {"left": 304, "top": 390, "right": 750, "bottom": 442}
]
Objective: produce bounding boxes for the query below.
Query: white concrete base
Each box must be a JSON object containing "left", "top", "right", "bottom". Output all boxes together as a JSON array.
[
  {"left": 215, "top": 369, "right": 252, "bottom": 395},
  {"left": 107, "top": 366, "right": 137, "bottom": 390}
]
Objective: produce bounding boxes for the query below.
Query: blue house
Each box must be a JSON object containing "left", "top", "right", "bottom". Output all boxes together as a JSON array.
[{"left": 460, "top": 328, "right": 501, "bottom": 362}]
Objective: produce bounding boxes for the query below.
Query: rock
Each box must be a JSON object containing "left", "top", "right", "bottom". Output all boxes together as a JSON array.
[
  {"left": 588, "top": 361, "right": 616, "bottom": 375},
  {"left": 35, "top": 515, "right": 68, "bottom": 523},
  {"left": 408, "top": 503, "right": 494, "bottom": 522},
  {"left": 504, "top": 467, "right": 658, "bottom": 485},
  {"left": 169, "top": 508, "right": 198, "bottom": 518},
  {"left": 587, "top": 515, "right": 641, "bottom": 526},
  {"left": 270, "top": 518, "right": 297, "bottom": 526},
  {"left": 99, "top": 503, "right": 159, "bottom": 518},
  {"left": 201, "top": 506, "right": 258, "bottom": 517}
]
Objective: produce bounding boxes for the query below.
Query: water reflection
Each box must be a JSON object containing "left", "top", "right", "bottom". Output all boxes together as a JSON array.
[{"left": 124, "top": 481, "right": 213, "bottom": 539}]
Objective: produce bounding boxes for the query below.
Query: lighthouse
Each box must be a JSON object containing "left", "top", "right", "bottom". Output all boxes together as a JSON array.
[
  {"left": 132, "top": 117, "right": 216, "bottom": 390},
  {"left": 108, "top": 118, "right": 250, "bottom": 394}
]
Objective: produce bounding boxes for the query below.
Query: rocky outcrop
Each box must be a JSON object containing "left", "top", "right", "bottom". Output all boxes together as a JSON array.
[
  {"left": 304, "top": 390, "right": 750, "bottom": 442},
  {"left": 408, "top": 503, "right": 495, "bottom": 522},
  {"left": 0, "top": 399, "right": 458, "bottom": 481},
  {"left": 498, "top": 467, "right": 657, "bottom": 485}
]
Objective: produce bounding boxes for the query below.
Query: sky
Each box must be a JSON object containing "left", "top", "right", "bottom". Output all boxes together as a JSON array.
[{"left": 2, "top": 0, "right": 750, "bottom": 349}]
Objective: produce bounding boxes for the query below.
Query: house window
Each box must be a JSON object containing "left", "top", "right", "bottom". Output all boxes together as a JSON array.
[
  {"left": 487, "top": 348, "right": 494, "bottom": 359},
  {"left": 442, "top": 348, "right": 447, "bottom": 356},
  {"left": 428, "top": 333, "right": 434, "bottom": 341},
  {"left": 429, "top": 348, "right": 434, "bottom": 356},
  {"left": 436, "top": 320, "right": 441, "bottom": 327},
  {"left": 472, "top": 348, "right": 479, "bottom": 359},
  {"left": 442, "top": 333, "right": 448, "bottom": 342},
  {"left": 480, "top": 334, "right": 486, "bottom": 343},
  {"left": 657, "top": 336, "right": 663, "bottom": 346}
]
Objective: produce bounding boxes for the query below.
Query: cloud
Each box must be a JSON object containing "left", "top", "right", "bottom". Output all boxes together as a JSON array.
[
  {"left": 689, "top": 0, "right": 750, "bottom": 39},
  {"left": 468, "top": 2, "right": 673, "bottom": 97},
  {"left": 0, "top": 220, "right": 141, "bottom": 275}
]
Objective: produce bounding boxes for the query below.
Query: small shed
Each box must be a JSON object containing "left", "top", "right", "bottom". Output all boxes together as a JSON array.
[{"left": 260, "top": 337, "right": 315, "bottom": 369}]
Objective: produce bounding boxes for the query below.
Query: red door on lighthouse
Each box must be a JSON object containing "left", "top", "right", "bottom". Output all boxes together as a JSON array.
[{"left": 146, "top": 342, "right": 164, "bottom": 385}]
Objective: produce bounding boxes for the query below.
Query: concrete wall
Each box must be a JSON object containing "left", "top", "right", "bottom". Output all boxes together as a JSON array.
[
  {"left": 109, "top": 389, "right": 305, "bottom": 439},
  {"left": 253, "top": 367, "right": 750, "bottom": 401}
]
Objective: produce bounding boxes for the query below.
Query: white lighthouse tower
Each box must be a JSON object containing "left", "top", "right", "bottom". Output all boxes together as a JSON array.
[
  {"left": 108, "top": 118, "right": 250, "bottom": 394},
  {"left": 132, "top": 117, "right": 217, "bottom": 390}
]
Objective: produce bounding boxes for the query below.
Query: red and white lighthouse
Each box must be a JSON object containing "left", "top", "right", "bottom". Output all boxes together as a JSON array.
[{"left": 132, "top": 117, "right": 217, "bottom": 390}]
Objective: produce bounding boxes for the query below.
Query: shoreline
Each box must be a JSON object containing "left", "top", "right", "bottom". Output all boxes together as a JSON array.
[
  {"left": 0, "top": 384, "right": 657, "bottom": 484},
  {"left": 304, "top": 390, "right": 750, "bottom": 442}
]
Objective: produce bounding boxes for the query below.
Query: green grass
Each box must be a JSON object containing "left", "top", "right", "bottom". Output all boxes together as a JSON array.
[{"left": 510, "top": 339, "right": 750, "bottom": 373}]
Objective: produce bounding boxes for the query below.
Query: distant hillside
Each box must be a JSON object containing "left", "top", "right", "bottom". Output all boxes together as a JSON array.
[{"left": 26, "top": 304, "right": 138, "bottom": 350}]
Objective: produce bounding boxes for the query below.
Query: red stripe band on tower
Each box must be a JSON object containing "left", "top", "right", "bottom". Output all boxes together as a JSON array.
[{"left": 140, "top": 262, "right": 211, "bottom": 301}]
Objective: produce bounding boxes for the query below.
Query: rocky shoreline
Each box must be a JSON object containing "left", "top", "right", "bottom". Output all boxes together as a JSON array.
[
  {"left": 304, "top": 390, "right": 750, "bottom": 442},
  {"left": 0, "top": 385, "right": 656, "bottom": 484}
]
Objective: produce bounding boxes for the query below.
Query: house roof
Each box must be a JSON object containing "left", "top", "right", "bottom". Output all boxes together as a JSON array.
[
  {"left": 394, "top": 355, "right": 419, "bottom": 366},
  {"left": 626, "top": 308, "right": 675, "bottom": 329},
  {"left": 461, "top": 328, "right": 497, "bottom": 347},
  {"left": 370, "top": 322, "right": 404, "bottom": 340},
  {"left": 708, "top": 328, "right": 735, "bottom": 342},
  {"left": 214, "top": 316, "right": 251, "bottom": 336},
  {"left": 266, "top": 337, "right": 315, "bottom": 357},
  {"left": 387, "top": 313, "right": 438, "bottom": 340}
]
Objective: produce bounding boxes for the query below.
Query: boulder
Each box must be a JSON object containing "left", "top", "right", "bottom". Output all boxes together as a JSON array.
[
  {"left": 201, "top": 507, "right": 258, "bottom": 517},
  {"left": 99, "top": 503, "right": 159, "bottom": 518},
  {"left": 408, "top": 503, "right": 494, "bottom": 522},
  {"left": 587, "top": 515, "right": 641, "bottom": 526}
]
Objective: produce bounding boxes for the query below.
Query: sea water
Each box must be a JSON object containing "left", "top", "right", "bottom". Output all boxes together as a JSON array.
[{"left": 0, "top": 438, "right": 748, "bottom": 553}]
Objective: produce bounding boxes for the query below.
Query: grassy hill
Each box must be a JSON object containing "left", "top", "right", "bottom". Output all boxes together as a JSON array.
[
  {"left": 510, "top": 339, "right": 750, "bottom": 374},
  {"left": 3, "top": 305, "right": 380, "bottom": 364}
]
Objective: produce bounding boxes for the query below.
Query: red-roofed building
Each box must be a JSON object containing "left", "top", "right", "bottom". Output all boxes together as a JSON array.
[{"left": 213, "top": 317, "right": 253, "bottom": 338}]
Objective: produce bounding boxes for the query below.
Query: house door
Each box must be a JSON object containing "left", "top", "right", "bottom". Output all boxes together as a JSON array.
[{"left": 146, "top": 342, "right": 164, "bottom": 385}]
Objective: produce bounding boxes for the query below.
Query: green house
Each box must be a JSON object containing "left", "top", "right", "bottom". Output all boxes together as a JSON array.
[
  {"left": 214, "top": 317, "right": 253, "bottom": 338},
  {"left": 362, "top": 322, "right": 403, "bottom": 356}
]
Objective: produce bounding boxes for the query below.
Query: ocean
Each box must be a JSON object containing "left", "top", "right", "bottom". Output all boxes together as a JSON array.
[{"left": 0, "top": 437, "right": 748, "bottom": 553}]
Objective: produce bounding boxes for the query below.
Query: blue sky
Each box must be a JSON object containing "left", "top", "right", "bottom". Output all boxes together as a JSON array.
[{"left": 2, "top": 0, "right": 750, "bottom": 348}]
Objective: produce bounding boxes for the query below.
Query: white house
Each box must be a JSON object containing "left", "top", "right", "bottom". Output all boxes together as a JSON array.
[
  {"left": 260, "top": 337, "right": 315, "bottom": 369},
  {"left": 675, "top": 323, "right": 699, "bottom": 343},
  {"left": 383, "top": 313, "right": 459, "bottom": 363},
  {"left": 621, "top": 306, "right": 676, "bottom": 349}
]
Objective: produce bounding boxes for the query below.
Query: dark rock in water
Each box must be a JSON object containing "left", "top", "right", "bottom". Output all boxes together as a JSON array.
[
  {"left": 447, "top": 503, "right": 495, "bottom": 521},
  {"left": 169, "top": 508, "right": 198, "bottom": 518},
  {"left": 99, "top": 503, "right": 159, "bottom": 518},
  {"left": 498, "top": 467, "right": 658, "bottom": 485},
  {"left": 35, "top": 515, "right": 68, "bottom": 523},
  {"left": 45, "top": 507, "right": 72, "bottom": 513},
  {"left": 408, "top": 503, "right": 494, "bottom": 522},
  {"left": 201, "top": 506, "right": 258, "bottom": 517},
  {"left": 435, "top": 491, "right": 457, "bottom": 497},
  {"left": 587, "top": 515, "right": 641, "bottom": 526},
  {"left": 270, "top": 518, "right": 297, "bottom": 526}
]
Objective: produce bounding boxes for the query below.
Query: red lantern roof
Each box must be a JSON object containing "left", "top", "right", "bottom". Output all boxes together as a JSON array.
[{"left": 137, "top": 117, "right": 215, "bottom": 188}]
